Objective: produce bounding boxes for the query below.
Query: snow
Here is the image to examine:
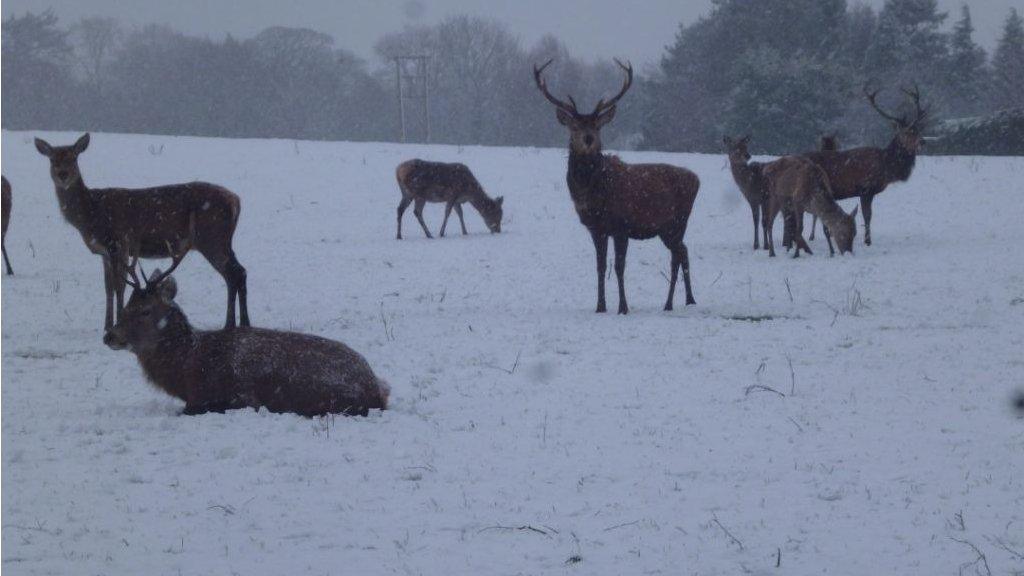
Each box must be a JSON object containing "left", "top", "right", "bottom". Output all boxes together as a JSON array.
[{"left": 2, "top": 130, "right": 1023, "bottom": 575}]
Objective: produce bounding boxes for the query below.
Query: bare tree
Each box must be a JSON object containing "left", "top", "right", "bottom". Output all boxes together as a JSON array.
[{"left": 71, "top": 17, "right": 121, "bottom": 96}]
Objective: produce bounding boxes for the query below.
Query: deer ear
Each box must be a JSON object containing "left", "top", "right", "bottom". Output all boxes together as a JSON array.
[
  {"left": 35, "top": 138, "right": 53, "bottom": 157},
  {"left": 595, "top": 106, "right": 617, "bottom": 128},
  {"left": 555, "top": 108, "right": 574, "bottom": 127},
  {"left": 73, "top": 133, "right": 91, "bottom": 154},
  {"left": 495, "top": 196, "right": 504, "bottom": 207},
  {"left": 158, "top": 276, "right": 178, "bottom": 303}
]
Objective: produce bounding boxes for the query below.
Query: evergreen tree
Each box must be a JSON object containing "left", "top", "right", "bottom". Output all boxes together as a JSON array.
[
  {"left": 944, "top": 6, "right": 988, "bottom": 117},
  {"left": 992, "top": 8, "right": 1024, "bottom": 111}
]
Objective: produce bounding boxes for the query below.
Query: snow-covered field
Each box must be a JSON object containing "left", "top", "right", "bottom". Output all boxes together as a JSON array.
[{"left": 2, "top": 130, "right": 1023, "bottom": 575}]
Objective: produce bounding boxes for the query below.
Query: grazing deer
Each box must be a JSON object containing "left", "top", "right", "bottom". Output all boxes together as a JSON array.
[
  {"left": 723, "top": 135, "right": 769, "bottom": 250},
  {"left": 534, "top": 59, "right": 699, "bottom": 313},
  {"left": 103, "top": 245, "right": 389, "bottom": 417},
  {"left": 763, "top": 156, "right": 858, "bottom": 258},
  {"left": 804, "top": 86, "right": 928, "bottom": 246},
  {"left": 35, "top": 133, "right": 249, "bottom": 330},
  {"left": 2, "top": 176, "right": 12, "bottom": 275},
  {"left": 395, "top": 160, "right": 504, "bottom": 239}
]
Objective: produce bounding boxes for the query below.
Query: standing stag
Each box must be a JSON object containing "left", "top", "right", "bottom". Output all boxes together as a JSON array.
[
  {"left": 35, "top": 133, "right": 250, "bottom": 330},
  {"left": 104, "top": 246, "right": 388, "bottom": 416},
  {"left": 723, "top": 136, "right": 769, "bottom": 251},
  {"left": 395, "top": 159, "right": 504, "bottom": 239},
  {"left": 804, "top": 86, "right": 928, "bottom": 246},
  {"left": 2, "top": 176, "right": 12, "bottom": 275},
  {"left": 534, "top": 59, "right": 699, "bottom": 313}
]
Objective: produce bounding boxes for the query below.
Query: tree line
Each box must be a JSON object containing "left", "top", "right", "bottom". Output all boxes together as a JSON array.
[{"left": 3, "top": 1, "right": 1022, "bottom": 154}]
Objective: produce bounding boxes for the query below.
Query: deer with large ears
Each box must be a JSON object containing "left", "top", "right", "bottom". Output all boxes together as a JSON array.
[
  {"left": 34, "top": 133, "right": 250, "bottom": 331},
  {"left": 804, "top": 86, "right": 929, "bottom": 246},
  {"left": 534, "top": 59, "right": 700, "bottom": 314},
  {"left": 104, "top": 239, "right": 388, "bottom": 417}
]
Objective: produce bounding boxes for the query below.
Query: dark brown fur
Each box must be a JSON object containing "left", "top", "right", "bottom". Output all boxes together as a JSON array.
[
  {"left": 104, "top": 267, "right": 388, "bottom": 417},
  {"left": 2, "top": 175, "right": 12, "bottom": 275},
  {"left": 35, "top": 133, "right": 249, "bottom": 330},
  {"left": 535, "top": 59, "right": 699, "bottom": 313},
  {"left": 724, "top": 136, "right": 769, "bottom": 250},
  {"left": 804, "top": 87, "right": 927, "bottom": 246},
  {"left": 396, "top": 159, "right": 504, "bottom": 239},
  {"left": 762, "top": 156, "right": 858, "bottom": 258}
]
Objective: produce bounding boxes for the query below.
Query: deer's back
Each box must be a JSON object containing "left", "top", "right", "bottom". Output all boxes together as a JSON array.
[
  {"left": 193, "top": 327, "right": 387, "bottom": 416},
  {"left": 804, "top": 148, "right": 887, "bottom": 199},
  {"left": 764, "top": 156, "right": 821, "bottom": 205},
  {"left": 397, "top": 159, "right": 480, "bottom": 202},
  {"left": 597, "top": 160, "right": 699, "bottom": 236}
]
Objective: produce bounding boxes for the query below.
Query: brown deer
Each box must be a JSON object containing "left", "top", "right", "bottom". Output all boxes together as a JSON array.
[
  {"left": 804, "top": 86, "right": 928, "bottom": 246},
  {"left": 763, "top": 155, "right": 858, "bottom": 258},
  {"left": 103, "top": 245, "right": 389, "bottom": 417},
  {"left": 723, "top": 135, "right": 769, "bottom": 250},
  {"left": 534, "top": 59, "right": 699, "bottom": 313},
  {"left": 395, "top": 160, "right": 504, "bottom": 239},
  {"left": 2, "top": 175, "right": 12, "bottom": 275},
  {"left": 35, "top": 133, "right": 249, "bottom": 330}
]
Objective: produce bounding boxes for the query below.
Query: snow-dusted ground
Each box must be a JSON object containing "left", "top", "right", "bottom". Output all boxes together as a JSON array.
[{"left": 2, "top": 131, "right": 1023, "bottom": 576}]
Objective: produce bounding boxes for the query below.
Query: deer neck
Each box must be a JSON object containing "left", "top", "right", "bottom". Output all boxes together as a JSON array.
[
  {"left": 810, "top": 195, "right": 848, "bottom": 230},
  {"left": 466, "top": 188, "right": 493, "bottom": 212},
  {"left": 567, "top": 149, "right": 606, "bottom": 196},
  {"left": 883, "top": 137, "right": 917, "bottom": 183},
  {"left": 729, "top": 160, "right": 761, "bottom": 199},
  {"left": 55, "top": 178, "right": 97, "bottom": 229},
  {"left": 135, "top": 312, "right": 198, "bottom": 402}
]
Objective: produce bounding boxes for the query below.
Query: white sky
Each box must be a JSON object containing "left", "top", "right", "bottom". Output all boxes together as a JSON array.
[{"left": 3, "top": 0, "right": 1016, "bottom": 65}]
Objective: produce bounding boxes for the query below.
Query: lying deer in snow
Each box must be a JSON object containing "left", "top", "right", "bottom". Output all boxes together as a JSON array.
[
  {"left": 395, "top": 159, "right": 504, "bottom": 239},
  {"left": 104, "top": 243, "right": 389, "bottom": 416},
  {"left": 763, "top": 156, "right": 857, "bottom": 258}
]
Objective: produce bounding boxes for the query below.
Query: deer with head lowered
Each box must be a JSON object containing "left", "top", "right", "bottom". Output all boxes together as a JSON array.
[
  {"left": 534, "top": 59, "right": 700, "bottom": 313},
  {"left": 804, "top": 133, "right": 841, "bottom": 242},
  {"left": 395, "top": 159, "right": 504, "bottom": 239},
  {"left": 804, "top": 86, "right": 928, "bottom": 246},
  {"left": 104, "top": 239, "right": 389, "bottom": 417},
  {"left": 35, "top": 133, "right": 249, "bottom": 330}
]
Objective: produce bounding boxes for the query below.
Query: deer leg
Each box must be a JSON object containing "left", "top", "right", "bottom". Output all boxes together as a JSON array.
[
  {"left": 823, "top": 222, "right": 835, "bottom": 256},
  {"left": 750, "top": 202, "right": 760, "bottom": 251},
  {"left": 396, "top": 197, "right": 412, "bottom": 240},
  {"left": 440, "top": 201, "right": 455, "bottom": 237},
  {"left": 591, "top": 231, "right": 608, "bottom": 313},
  {"left": 809, "top": 214, "right": 818, "bottom": 241},
  {"left": 662, "top": 234, "right": 681, "bottom": 311},
  {"left": 413, "top": 198, "right": 433, "bottom": 239},
  {"left": 612, "top": 235, "right": 629, "bottom": 315},
  {"left": 454, "top": 203, "right": 468, "bottom": 235},
  {"left": 761, "top": 199, "right": 770, "bottom": 251},
  {"left": 102, "top": 257, "right": 115, "bottom": 332},
  {"left": 228, "top": 251, "right": 249, "bottom": 327},
  {"left": 767, "top": 199, "right": 780, "bottom": 258},
  {"left": 680, "top": 241, "right": 696, "bottom": 306},
  {"left": 860, "top": 194, "right": 874, "bottom": 246},
  {"left": 2, "top": 244, "right": 12, "bottom": 275},
  {"left": 792, "top": 211, "right": 813, "bottom": 258}
]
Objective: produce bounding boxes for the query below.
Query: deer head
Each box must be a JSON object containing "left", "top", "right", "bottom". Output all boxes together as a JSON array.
[
  {"left": 830, "top": 205, "right": 859, "bottom": 255},
  {"left": 534, "top": 59, "right": 633, "bottom": 155},
  {"left": 104, "top": 228, "right": 192, "bottom": 352},
  {"left": 35, "top": 133, "right": 90, "bottom": 190},
  {"left": 481, "top": 196, "right": 504, "bottom": 234},
  {"left": 723, "top": 135, "right": 752, "bottom": 164},
  {"left": 865, "top": 86, "right": 929, "bottom": 153}
]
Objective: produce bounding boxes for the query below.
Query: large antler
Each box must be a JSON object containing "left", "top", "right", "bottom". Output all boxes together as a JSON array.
[
  {"left": 901, "top": 84, "right": 928, "bottom": 126},
  {"left": 533, "top": 59, "right": 579, "bottom": 116},
  {"left": 593, "top": 58, "right": 634, "bottom": 115},
  {"left": 864, "top": 85, "right": 902, "bottom": 124}
]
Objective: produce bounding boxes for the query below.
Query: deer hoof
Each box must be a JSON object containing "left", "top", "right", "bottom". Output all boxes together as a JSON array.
[
  {"left": 686, "top": 297, "right": 696, "bottom": 306},
  {"left": 664, "top": 303, "right": 673, "bottom": 312},
  {"left": 618, "top": 306, "right": 629, "bottom": 315}
]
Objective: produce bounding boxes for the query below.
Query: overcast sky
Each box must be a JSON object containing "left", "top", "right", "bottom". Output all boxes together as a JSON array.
[{"left": 3, "top": 0, "right": 1016, "bottom": 65}]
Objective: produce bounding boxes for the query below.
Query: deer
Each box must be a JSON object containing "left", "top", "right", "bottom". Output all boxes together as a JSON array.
[
  {"left": 762, "top": 155, "right": 858, "bottom": 258},
  {"left": 723, "top": 135, "right": 769, "bottom": 251},
  {"left": 103, "top": 242, "right": 389, "bottom": 417},
  {"left": 2, "top": 175, "right": 12, "bottom": 275},
  {"left": 395, "top": 160, "right": 504, "bottom": 239},
  {"left": 803, "top": 86, "right": 928, "bottom": 246},
  {"left": 534, "top": 59, "right": 700, "bottom": 314},
  {"left": 34, "top": 133, "right": 250, "bottom": 331}
]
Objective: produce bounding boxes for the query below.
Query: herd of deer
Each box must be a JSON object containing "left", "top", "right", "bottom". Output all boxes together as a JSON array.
[{"left": 0, "top": 59, "right": 926, "bottom": 418}]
